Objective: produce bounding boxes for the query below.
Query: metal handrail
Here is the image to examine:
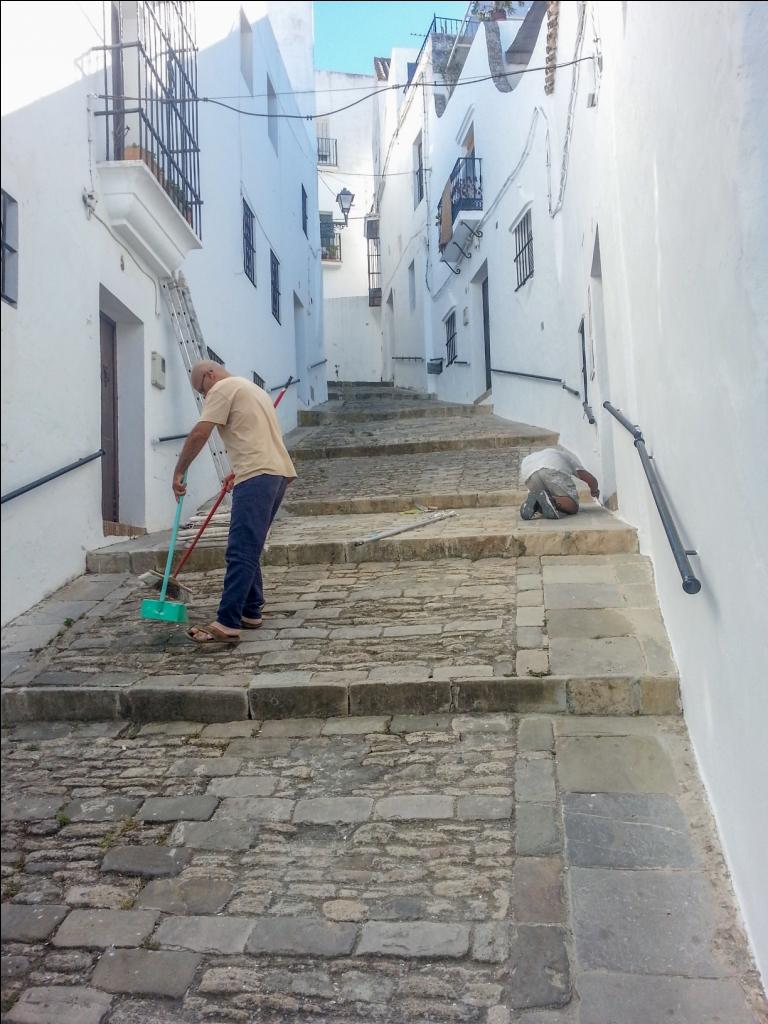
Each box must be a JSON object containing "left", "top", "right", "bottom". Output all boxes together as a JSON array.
[
  {"left": 1, "top": 449, "right": 105, "bottom": 505},
  {"left": 604, "top": 401, "right": 701, "bottom": 595},
  {"left": 491, "top": 367, "right": 581, "bottom": 397},
  {"left": 157, "top": 434, "right": 188, "bottom": 443},
  {"left": 309, "top": 359, "right": 328, "bottom": 370}
]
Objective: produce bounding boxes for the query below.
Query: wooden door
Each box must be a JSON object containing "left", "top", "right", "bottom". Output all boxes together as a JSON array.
[
  {"left": 482, "top": 277, "right": 492, "bottom": 392},
  {"left": 100, "top": 314, "right": 119, "bottom": 523}
]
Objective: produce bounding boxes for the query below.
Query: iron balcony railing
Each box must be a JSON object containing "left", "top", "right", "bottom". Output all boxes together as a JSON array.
[
  {"left": 603, "top": 402, "right": 702, "bottom": 595},
  {"left": 317, "top": 137, "right": 338, "bottom": 166},
  {"left": 95, "top": 1, "right": 202, "bottom": 236},
  {"left": 449, "top": 156, "right": 483, "bottom": 223},
  {"left": 406, "top": 16, "right": 465, "bottom": 90},
  {"left": 321, "top": 232, "right": 342, "bottom": 262}
]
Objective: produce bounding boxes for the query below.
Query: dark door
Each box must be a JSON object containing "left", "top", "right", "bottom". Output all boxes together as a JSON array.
[
  {"left": 481, "top": 277, "right": 492, "bottom": 391},
  {"left": 100, "top": 314, "right": 119, "bottom": 523}
]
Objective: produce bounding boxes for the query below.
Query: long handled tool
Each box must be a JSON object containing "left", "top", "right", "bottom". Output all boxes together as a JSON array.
[
  {"left": 140, "top": 478, "right": 190, "bottom": 623},
  {"left": 139, "top": 473, "right": 233, "bottom": 602}
]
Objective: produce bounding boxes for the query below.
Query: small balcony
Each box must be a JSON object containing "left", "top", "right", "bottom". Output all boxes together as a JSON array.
[
  {"left": 438, "top": 156, "right": 483, "bottom": 264},
  {"left": 94, "top": 1, "right": 202, "bottom": 276},
  {"left": 321, "top": 232, "right": 343, "bottom": 263},
  {"left": 317, "top": 137, "right": 338, "bottom": 166}
]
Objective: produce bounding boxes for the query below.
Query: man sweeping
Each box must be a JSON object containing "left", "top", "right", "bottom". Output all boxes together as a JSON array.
[
  {"left": 519, "top": 446, "right": 599, "bottom": 520},
  {"left": 172, "top": 360, "right": 296, "bottom": 644}
]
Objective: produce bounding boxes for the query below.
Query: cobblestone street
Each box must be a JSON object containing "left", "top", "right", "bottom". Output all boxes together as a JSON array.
[
  {"left": 1, "top": 390, "right": 765, "bottom": 1022},
  {"left": 1, "top": 713, "right": 764, "bottom": 1023}
]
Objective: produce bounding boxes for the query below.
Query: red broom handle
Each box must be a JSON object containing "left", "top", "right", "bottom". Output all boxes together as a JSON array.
[{"left": 172, "top": 474, "right": 233, "bottom": 577}]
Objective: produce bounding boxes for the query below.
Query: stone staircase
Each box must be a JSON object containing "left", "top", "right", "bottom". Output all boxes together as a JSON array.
[{"left": 3, "top": 388, "right": 679, "bottom": 723}]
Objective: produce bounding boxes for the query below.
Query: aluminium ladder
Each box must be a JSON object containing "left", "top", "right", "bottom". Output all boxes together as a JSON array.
[{"left": 162, "top": 274, "right": 232, "bottom": 488}]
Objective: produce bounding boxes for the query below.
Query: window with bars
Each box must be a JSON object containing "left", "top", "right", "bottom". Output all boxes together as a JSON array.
[
  {"left": 513, "top": 209, "right": 534, "bottom": 290},
  {"left": 413, "top": 133, "right": 424, "bottom": 208},
  {"left": 252, "top": 371, "right": 265, "bottom": 389},
  {"left": 270, "top": 250, "right": 280, "bottom": 323},
  {"left": 1, "top": 190, "right": 19, "bottom": 307},
  {"left": 301, "top": 185, "right": 308, "bottom": 237},
  {"left": 242, "top": 199, "right": 256, "bottom": 285},
  {"left": 207, "top": 346, "right": 224, "bottom": 365},
  {"left": 445, "top": 310, "right": 457, "bottom": 366}
]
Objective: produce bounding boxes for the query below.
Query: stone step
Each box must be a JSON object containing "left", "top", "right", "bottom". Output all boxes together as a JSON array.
[
  {"left": 299, "top": 402, "right": 493, "bottom": 426},
  {"left": 283, "top": 482, "right": 592, "bottom": 516},
  {"left": 327, "top": 389, "right": 434, "bottom": 402},
  {"left": 86, "top": 506, "right": 638, "bottom": 574},
  {"left": 290, "top": 423, "right": 558, "bottom": 461},
  {"left": 0, "top": 673, "right": 679, "bottom": 724}
]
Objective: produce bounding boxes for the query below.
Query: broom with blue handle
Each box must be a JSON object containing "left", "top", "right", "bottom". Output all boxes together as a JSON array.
[{"left": 140, "top": 474, "right": 189, "bottom": 623}]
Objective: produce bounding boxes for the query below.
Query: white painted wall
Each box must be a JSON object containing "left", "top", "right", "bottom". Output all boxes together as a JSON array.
[
  {"left": 314, "top": 69, "right": 383, "bottom": 382},
  {"left": 368, "top": 0, "right": 768, "bottom": 979},
  {"left": 1, "top": 1, "right": 324, "bottom": 625},
  {"left": 324, "top": 297, "right": 382, "bottom": 382}
]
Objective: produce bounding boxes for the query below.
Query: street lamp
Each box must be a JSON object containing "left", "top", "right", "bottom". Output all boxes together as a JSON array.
[{"left": 336, "top": 188, "right": 354, "bottom": 227}]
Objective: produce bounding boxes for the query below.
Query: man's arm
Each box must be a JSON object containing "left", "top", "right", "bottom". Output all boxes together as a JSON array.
[
  {"left": 172, "top": 422, "right": 216, "bottom": 497},
  {"left": 575, "top": 469, "right": 600, "bottom": 498}
]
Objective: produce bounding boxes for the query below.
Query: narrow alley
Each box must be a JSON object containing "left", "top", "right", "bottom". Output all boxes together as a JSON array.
[{"left": 2, "top": 390, "right": 764, "bottom": 1023}]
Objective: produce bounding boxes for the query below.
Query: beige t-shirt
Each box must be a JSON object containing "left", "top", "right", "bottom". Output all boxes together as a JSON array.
[{"left": 199, "top": 376, "right": 297, "bottom": 485}]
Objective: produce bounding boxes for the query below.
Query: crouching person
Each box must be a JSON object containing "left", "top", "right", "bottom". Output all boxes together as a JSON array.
[{"left": 519, "top": 447, "right": 599, "bottom": 520}]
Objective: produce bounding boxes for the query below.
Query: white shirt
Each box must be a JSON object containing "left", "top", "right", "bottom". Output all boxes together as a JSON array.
[{"left": 520, "top": 447, "right": 583, "bottom": 482}]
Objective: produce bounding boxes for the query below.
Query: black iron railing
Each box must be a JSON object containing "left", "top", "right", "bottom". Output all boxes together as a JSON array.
[
  {"left": 269, "top": 375, "right": 300, "bottom": 393},
  {"left": 449, "top": 156, "right": 483, "bottom": 223},
  {"left": 491, "top": 367, "right": 581, "bottom": 397},
  {"left": 317, "top": 137, "right": 338, "bottom": 166},
  {"left": 604, "top": 402, "right": 701, "bottom": 595},
  {"left": 406, "top": 16, "right": 465, "bottom": 90},
  {"left": 157, "top": 433, "right": 187, "bottom": 443},
  {"left": 95, "top": 1, "right": 202, "bottom": 236},
  {"left": 321, "top": 232, "right": 342, "bottom": 262},
  {"left": 1, "top": 450, "right": 105, "bottom": 505},
  {"left": 514, "top": 209, "right": 534, "bottom": 289}
]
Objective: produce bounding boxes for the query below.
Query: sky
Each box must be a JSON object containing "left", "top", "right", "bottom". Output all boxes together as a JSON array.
[{"left": 314, "top": 1, "right": 470, "bottom": 76}]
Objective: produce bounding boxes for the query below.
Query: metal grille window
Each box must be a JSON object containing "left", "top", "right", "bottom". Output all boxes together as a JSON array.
[
  {"left": 207, "top": 346, "right": 224, "bottom": 365},
  {"left": 270, "top": 250, "right": 280, "bottom": 323},
  {"left": 414, "top": 135, "right": 424, "bottom": 207},
  {"left": 252, "top": 371, "right": 265, "bottom": 389},
  {"left": 513, "top": 209, "right": 534, "bottom": 289},
  {"left": 242, "top": 199, "right": 256, "bottom": 285},
  {"left": 301, "top": 185, "right": 308, "bottom": 237},
  {"left": 367, "top": 237, "right": 382, "bottom": 307},
  {"left": 1, "top": 190, "right": 19, "bottom": 306},
  {"left": 445, "top": 311, "right": 457, "bottom": 366},
  {"left": 96, "top": 1, "right": 202, "bottom": 236},
  {"left": 317, "top": 137, "right": 338, "bottom": 166}
]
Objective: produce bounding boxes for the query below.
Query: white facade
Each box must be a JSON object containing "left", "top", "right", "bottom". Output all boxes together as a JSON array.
[
  {"left": 352, "top": 0, "right": 768, "bottom": 979},
  {"left": 314, "top": 69, "right": 383, "bottom": 383},
  {"left": 0, "top": 1, "right": 325, "bottom": 625}
]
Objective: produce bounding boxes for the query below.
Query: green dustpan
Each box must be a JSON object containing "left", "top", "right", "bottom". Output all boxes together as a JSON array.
[{"left": 141, "top": 478, "right": 189, "bottom": 624}]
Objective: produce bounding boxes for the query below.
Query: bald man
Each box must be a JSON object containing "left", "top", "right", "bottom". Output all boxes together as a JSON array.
[{"left": 173, "top": 361, "right": 296, "bottom": 644}]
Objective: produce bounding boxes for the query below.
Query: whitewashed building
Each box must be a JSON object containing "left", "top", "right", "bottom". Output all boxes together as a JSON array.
[
  {"left": 314, "top": 68, "right": 382, "bottom": 383},
  {"left": 1, "top": 0, "right": 325, "bottom": 625},
  {"left": 339, "top": 0, "right": 768, "bottom": 980}
]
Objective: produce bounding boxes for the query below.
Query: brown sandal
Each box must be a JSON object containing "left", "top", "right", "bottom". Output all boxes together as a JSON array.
[{"left": 186, "top": 623, "right": 241, "bottom": 645}]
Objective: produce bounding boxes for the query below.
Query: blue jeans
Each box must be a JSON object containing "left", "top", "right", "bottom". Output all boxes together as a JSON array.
[{"left": 216, "top": 474, "right": 289, "bottom": 629}]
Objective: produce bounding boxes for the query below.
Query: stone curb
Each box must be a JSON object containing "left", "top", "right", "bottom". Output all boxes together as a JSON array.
[
  {"left": 290, "top": 432, "right": 559, "bottom": 462},
  {"left": 86, "top": 524, "right": 638, "bottom": 574},
  {"left": 0, "top": 675, "right": 680, "bottom": 723},
  {"left": 298, "top": 404, "right": 494, "bottom": 425}
]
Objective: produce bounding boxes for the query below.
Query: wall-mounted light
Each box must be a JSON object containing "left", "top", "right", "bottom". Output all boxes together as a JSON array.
[{"left": 336, "top": 188, "right": 354, "bottom": 227}]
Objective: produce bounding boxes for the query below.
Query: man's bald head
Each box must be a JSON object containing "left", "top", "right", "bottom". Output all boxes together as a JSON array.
[{"left": 190, "top": 360, "right": 230, "bottom": 396}]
